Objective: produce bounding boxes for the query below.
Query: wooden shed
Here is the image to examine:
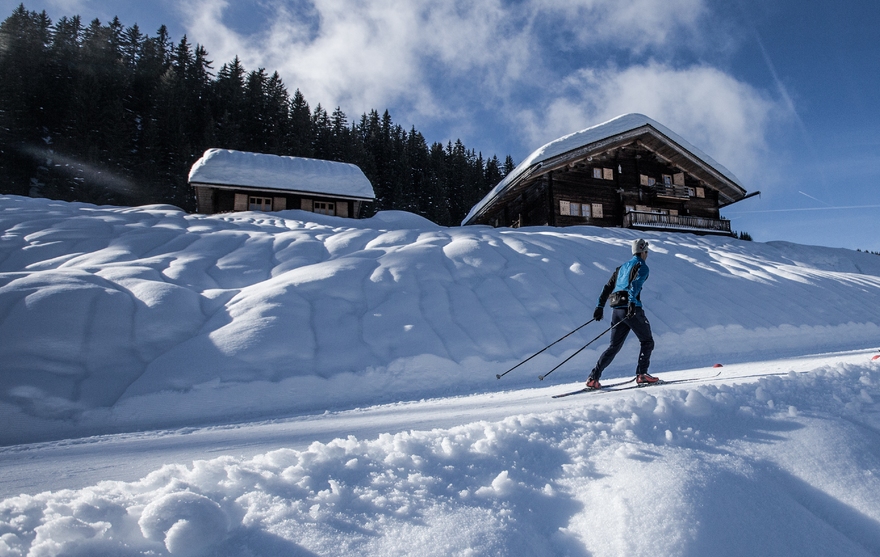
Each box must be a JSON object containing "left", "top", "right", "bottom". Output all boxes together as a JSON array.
[
  {"left": 462, "top": 114, "right": 758, "bottom": 235},
  {"left": 189, "top": 149, "right": 375, "bottom": 218}
]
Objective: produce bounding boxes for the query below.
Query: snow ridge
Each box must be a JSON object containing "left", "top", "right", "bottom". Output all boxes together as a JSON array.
[{"left": 1, "top": 195, "right": 879, "bottom": 444}]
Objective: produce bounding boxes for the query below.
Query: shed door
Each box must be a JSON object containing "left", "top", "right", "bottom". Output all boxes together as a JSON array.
[
  {"left": 314, "top": 201, "right": 335, "bottom": 216},
  {"left": 248, "top": 197, "right": 272, "bottom": 211},
  {"left": 234, "top": 193, "right": 248, "bottom": 211}
]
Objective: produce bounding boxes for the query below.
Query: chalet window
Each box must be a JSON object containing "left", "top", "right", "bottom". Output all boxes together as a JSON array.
[
  {"left": 648, "top": 177, "right": 656, "bottom": 187},
  {"left": 560, "top": 200, "right": 590, "bottom": 218},
  {"left": 662, "top": 174, "right": 672, "bottom": 185},
  {"left": 249, "top": 197, "right": 272, "bottom": 211},
  {"left": 591, "top": 203, "right": 604, "bottom": 219},
  {"left": 602, "top": 168, "right": 614, "bottom": 180},
  {"left": 592, "top": 168, "right": 602, "bottom": 179},
  {"left": 314, "top": 201, "right": 336, "bottom": 215},
  {"left": 673, "top": 173, "right": 685, "bottom": 186},
  {"left": 696, "top": 187, "right": 705, "bottom": 198},
  {"left": 686, "top": 187, "right": 696, "bottom": 197}
]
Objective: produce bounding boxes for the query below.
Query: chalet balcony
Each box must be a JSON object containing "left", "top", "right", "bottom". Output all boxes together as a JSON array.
[
  {"left": 652, "top": 184, "right": 690, "bottom": 199},
  {"left": 623, "top": 211, "right": 732, "bottom": 235}
]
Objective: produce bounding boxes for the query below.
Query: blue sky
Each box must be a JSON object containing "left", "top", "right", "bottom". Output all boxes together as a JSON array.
[{"left": 3, "top": 0, "right": 879, "bottom": 251}]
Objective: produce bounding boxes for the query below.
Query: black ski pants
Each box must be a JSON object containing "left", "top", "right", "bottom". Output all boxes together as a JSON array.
[{"left": 592, "top": 306, "right": 654, "bottom": 378}]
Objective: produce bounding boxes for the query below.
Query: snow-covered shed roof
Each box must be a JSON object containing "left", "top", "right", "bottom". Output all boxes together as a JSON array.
[
  {"left": 189, "top": 149, "right": 375, "bottom": 201},
  {"left": 462, "top": 113, "right": 747, "bottom": 225}
]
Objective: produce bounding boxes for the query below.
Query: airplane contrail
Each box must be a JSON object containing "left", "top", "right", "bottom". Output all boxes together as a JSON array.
[
  {"left": 726, "top": 205, "right": 880, "bottom": 214},
  {"left": 798, "top": 191, "right": 832, "bottom": 206}
]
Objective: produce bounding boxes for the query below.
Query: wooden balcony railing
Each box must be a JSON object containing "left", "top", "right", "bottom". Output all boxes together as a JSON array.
[
  {"left": 652, "top": 185, "right": 690, "bottom": 199},
  {"left": 623, "top": 211, "right": 731, "bottom": 234}
]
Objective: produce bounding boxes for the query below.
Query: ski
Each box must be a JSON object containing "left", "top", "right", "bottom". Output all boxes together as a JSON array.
[
  {"left": 551, "top": 377, "right": 636, "bottom": 398},
  {"left": 597, "top": 370, "right": 723, "bottom": 393},
  {"left": 552, "top": 370, "right": 722, "bottom": 398}
]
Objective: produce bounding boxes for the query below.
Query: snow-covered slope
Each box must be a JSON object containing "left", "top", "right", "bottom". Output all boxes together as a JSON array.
[
  {"left": 1, "top": 195, "right": 879, "bottom": 445},
  {"left": 2, "top": 195, "right": 880, "bottom": 557},
  {"left": 2, "top": 352, "right": 880, "bottom": 557}
]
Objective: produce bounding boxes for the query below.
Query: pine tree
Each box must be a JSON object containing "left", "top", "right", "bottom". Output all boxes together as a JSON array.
[
  {"left": 288, "top": 89, "right": 313, "bottom": 157},
  {"left": 426, "top": 142, "right": 450, "bottom": 225},
  {"left": 120, "top": 23, "right": 142, "bottom": 69},
  {"left": 241, "top": 67, "right": 270, "bottom": 152},
  {"left": 311, "top": 103, "right": 331, "bottom": 159},
  {"left": 263, "top": 71, "right": 290, "bottom": 154},
  {"left": 404, "top": 128, "right": 429, "bottom": 215},
  {"left": 503, "top": 155, "right": 516, "bottom": 176},
  {"left": 485, "top": 155, "right": 502, "bottom": 187},
  {"left": 329, "top": 106, "right": 350, "bottom": 162},
  {"left": 0, "top": 6, "right": 54, "bottom": 195},
  {"left": 213, "top": 56, "right": 245, "bottom": 148}
]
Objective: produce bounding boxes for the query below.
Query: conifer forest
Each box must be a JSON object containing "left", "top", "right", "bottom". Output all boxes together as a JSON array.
[{"left": 0, "top": 5, "right": 514, "bottom": 224}]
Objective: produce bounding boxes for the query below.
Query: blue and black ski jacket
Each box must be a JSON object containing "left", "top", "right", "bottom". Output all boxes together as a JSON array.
[{"left": 596, "top": 255, "right": 649, "bottom": 309}]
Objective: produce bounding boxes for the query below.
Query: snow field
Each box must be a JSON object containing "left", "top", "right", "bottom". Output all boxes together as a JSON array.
[
  {"left": 2, "top": 360, "right": 879, "bottom": 556},
  {"left": 2, "top": 194, "right": 880, "bottom": 555},
  {"left": 2, "top": 195, "right": 880, "bottom": 445}
]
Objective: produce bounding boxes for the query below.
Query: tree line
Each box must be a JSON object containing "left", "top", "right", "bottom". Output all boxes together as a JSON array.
[{"left": 0, "top": 4, "right": 514, "bottom": 224}]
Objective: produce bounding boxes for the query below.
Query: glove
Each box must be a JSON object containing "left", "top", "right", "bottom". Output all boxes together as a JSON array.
[
  {"left": 593, "top": 307, "right": 604, "bottom": 321},
  {"left": 626, "top": 302, "right": 636, "bottom": 318}
]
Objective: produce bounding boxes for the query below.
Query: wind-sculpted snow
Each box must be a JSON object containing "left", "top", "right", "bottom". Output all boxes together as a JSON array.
[
  {"left": 2, "top": 361, "right": 879, "bottom": 556},
  {"left": 1, "top": 195, "right": 880, "bottom": 444}
]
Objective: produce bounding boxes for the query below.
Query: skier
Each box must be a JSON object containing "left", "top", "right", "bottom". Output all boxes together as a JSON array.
[{"left": 586, "top": 238, "right": 658, "bottom": 389}]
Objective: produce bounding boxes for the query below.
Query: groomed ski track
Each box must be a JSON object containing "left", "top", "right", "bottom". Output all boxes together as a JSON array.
[{"left": 0, "top": 348, "right": 875, "bottom": 498}]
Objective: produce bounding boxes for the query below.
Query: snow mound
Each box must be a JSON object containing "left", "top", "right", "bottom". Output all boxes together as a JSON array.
[
  {"left": 362, "top": 209, "right": 441, "bottom": 229},
  {"left": 139, "top": 492, "right": 230, "bottom": 556},
  {"left": 1, "top": 194, "right": 880, "bottom": 444}
]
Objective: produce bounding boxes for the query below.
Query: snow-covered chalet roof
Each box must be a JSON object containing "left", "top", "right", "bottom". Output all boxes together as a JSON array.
[
  {"left": 462, "top": 113, "right": 747, "bottom": 225},
  {"left": 189, "top": 149, "right": 375, "bottom": 201}
]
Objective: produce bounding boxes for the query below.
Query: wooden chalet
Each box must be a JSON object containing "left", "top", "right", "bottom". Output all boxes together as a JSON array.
[
  {"left": 462, "top": 114, "right": 758, "bottom": 235},
  {"left": 189, "top": 149, "right": 375, "bottom": 218}
]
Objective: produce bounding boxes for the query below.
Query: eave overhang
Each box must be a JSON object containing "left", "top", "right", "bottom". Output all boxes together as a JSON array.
[{"left": 190, "top": 181, "right": 375, "bottom": 202}]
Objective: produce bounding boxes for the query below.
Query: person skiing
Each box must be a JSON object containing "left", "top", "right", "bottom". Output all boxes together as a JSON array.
[{"left": 586, "top": 238, "right": 658, "bottom": 389}]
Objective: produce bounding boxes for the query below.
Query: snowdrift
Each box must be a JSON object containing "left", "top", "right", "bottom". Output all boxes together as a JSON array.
[
  {"left": 2, "top": 195, "right": 879, "bottom": 444},
  {"left": 3, "top": 359, "right": 880, "bottom": 557}
]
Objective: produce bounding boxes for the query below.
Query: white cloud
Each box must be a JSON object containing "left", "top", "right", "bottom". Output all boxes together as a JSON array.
[
  {"left": 534, "top": 0, "right": 709, "bottom": 52},
  {"left": 178, "top": 0, "right": 724, "bottom": 116},
  {"left": 44, "top": 0, "right": 90, "bottom": 14},
  {"left": 176, "top": 0, "right": 784, "bottom": 184},
  {"left": 180, "top": 0, "right": 532, "bottom": 119},
  {"left": 519, "top": 63, "right": 780, "bottom": 184}
]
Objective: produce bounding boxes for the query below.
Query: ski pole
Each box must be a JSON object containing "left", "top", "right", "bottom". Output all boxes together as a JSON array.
[
  {"left": 496, "top": 319, "right": 595, "bottom": 379},
  {"left": 538, "top": 320, "right": 621, "bottom": 381}
]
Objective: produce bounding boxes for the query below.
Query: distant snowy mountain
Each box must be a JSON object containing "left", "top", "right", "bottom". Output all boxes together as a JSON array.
[{"left": 2, "top": 194, "right": 879, "bottom": 445}]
